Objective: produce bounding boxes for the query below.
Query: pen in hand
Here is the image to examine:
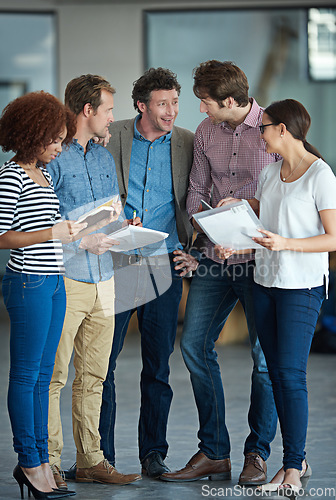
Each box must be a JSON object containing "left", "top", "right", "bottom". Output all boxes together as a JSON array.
[{"left": 126, "top": 210, "right": 142, "bottom": 227}]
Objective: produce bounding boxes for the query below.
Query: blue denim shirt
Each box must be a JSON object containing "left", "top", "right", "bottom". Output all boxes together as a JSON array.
[
  {"left": 124, "top": 116, "right": 182, "bottom": 255},
  {"left": 47, "top": 139, "right": 120, "bottom": 283}
]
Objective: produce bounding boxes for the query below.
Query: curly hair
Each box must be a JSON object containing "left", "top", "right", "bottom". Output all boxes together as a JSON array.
[
  {"left": 65, "top": 74, "right": 116, "bottom": 115},
  {"left": 132, "top": 67, "right": 181, "bottom": 113},
  {"left": 0, "top": 91, "right": 76, "bottom": 164},
  {"left": 193, "top": 60, "right": 249, "bottom": 107}
]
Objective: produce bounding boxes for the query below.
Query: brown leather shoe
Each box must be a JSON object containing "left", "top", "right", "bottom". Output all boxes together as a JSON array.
[
  {"left": 76, "top": 459, "right": 142, "bottom": 485},
  {"left": 50, "top": 464, "right": 68, "bottom": 490},
  {"left": 239, "top": 452, "right": 267, "bottom": 485},
  {"left": 160, "top": 452, "right": 231, "bottom": 482}
]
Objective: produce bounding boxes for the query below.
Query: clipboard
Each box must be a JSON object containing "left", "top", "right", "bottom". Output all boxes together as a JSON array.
[{"left": 193, "top": 199, "right": 265, "bottom": 250}]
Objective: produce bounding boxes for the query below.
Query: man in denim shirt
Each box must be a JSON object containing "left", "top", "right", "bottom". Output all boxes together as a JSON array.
[
  {"left": 47, "top": 75, "right": 141, "bottom": 487},
  {"left": 99, "top": 68, "right": 197, "bottom": 478}
]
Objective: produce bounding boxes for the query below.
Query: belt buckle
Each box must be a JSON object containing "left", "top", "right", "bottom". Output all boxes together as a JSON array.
[{"left": 129, "top": 255, "right": 142, "bottom": 266}]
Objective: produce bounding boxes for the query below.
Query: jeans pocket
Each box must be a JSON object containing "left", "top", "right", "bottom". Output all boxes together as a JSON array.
[{"left": 22, "top": 274, "right": 46, "bottom": 289}]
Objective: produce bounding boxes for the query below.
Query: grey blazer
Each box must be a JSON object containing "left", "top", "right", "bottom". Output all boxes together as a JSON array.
[{"left": 107, "top": 118, "right": 194, "bottom": 250}]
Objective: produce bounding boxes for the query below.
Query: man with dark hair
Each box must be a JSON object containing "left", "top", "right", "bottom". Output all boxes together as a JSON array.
[
  {"left": 99, "top": 67, "right": 196, "bottom": 478},
  {"left": 47, "top": 74, "right": 141, "bottom": 488},
  {"left": 161, "top": 60, "right": 278, "bottom": 484}
]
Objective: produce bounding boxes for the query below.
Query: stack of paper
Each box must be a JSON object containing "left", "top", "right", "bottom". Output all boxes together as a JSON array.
[{"left": 107, "top": 225, "right": 168, "bottom": 253}]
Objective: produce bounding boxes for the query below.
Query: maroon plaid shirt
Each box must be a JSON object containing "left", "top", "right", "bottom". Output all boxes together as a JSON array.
[{"left": 187, "top": 98, "right": 280, "bottom": 265}]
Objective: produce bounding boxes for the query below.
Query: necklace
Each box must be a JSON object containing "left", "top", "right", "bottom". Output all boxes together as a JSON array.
[{"left": 281, "top": 152, "right": 308, "bottom": 182}]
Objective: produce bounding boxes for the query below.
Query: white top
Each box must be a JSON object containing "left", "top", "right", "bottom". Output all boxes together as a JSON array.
[
  {"left": 254, "top": 158, "right": 336, "bottom": 289},
  {"left": 0, "top": 161, "right": 63, "bottom": 274}
]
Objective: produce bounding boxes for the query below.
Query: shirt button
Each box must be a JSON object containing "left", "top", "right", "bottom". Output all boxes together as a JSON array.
[
  {"left": 230, "top": 191, "right": 233, "bottom": 194},
  {"left": 233, "top": 152, "right": 236, "bottom": 156},
  {"left": 148, "top": 168, "right": 151, "bottom": 171},
  {"left": 236, "top": 133, "right": 239, "bottom": 136},
  {"left": 146, "top": 189, "right": 149, "bottom": 192},
  {"left": 232, "top": 172, "right": 235, "bottom": 176},
  {"left": 145, "top": 209, "right": 148, "bottom": 212}
]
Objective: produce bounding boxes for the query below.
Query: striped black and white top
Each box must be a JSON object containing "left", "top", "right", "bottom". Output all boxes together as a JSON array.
[{"left": 0, "top": 161, "right": 64, "bottom": 274}]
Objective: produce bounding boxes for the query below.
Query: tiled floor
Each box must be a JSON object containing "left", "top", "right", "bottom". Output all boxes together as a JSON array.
[{"left": 0, "top": 304, "right": 335, "bottom": 500}]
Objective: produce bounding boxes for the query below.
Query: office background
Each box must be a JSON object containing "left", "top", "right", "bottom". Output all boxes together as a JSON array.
[
  {"left": 0, "top": 0, "right": 335, "bottom": 279},
  {"left": 0, "top": 0, "right": 335, "bottom": 158}
]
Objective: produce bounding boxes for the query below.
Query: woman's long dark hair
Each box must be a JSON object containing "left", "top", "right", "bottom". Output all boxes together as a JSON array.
[{"left": 264, "top": 99, "right": 324, "bottom": 160}]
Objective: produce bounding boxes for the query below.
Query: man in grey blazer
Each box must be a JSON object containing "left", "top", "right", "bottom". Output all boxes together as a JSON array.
[{"left": 99, "top": 67, "right": 196, "bottom": 478}]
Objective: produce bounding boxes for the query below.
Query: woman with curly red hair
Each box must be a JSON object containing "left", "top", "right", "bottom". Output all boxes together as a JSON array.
[{"left": 0, "top": 91, "right": 86, "bottom": 499}]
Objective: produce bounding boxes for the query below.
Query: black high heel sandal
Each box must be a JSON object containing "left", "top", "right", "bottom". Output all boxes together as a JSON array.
[{"left": 13, "top": 466, "right": 75, "bottom": 499}]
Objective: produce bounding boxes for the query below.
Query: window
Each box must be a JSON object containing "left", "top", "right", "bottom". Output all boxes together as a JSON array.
[{"left": 308, "top": 8, "right": 336, "bottom": 81}]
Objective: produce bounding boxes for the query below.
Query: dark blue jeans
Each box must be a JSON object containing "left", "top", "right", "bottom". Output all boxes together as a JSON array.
[
  {"left": 253, "top": 282, "right": 325, "bottom": 471},
  {"left": 99, "top": 255, "right": 183, "bottom": 463},
  {"left": 180, "top": 258, "right": 277, "bottom": 460},
  {"left": 2, "top": 268, "right": 66, "bottom": 468}
]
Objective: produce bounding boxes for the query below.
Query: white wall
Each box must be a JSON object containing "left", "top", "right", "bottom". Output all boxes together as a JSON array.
[{"left": 58, "top": 3, "right": 142, "bottom": 120}]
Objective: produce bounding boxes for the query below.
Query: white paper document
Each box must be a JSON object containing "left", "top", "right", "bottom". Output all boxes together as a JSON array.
[
  {"left": 107, "top": 225, "right": 169, "bottom": 253},
  {"left": 193, "top": 200, "right": 264, "bottom": 250}
]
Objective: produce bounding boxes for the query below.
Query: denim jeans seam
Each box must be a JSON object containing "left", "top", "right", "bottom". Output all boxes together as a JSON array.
[
  {"left": 54, "top": 275, "right": 63, "bottom": 294},
  {"left": 36, "top": 377, "right": 44, "bottom": 463},
  {"left": 22, "top": 275, "right": 46, "bottom": 289},
  {"left": 203, "top": 286, "right": 237, "bottom": 458},
  {"left": 104, "top": 312, "right": 131, "bottom": 459}
]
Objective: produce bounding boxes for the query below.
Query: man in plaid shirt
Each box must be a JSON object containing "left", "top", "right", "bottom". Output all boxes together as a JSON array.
[{"left": 161, "top": 61, "right": 279, "bottom": 485}]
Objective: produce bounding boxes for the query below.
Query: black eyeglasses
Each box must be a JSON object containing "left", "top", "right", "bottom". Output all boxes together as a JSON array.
[{"left": 259, "top": 123, "right": 278, "bottom": 134}]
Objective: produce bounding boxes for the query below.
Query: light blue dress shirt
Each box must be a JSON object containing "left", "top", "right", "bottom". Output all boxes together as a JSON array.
[
  {"left": 47, "top": 139, "right": 120, "bottom": 283},
  {"left": 124, "top": 116, "right": 182, "bottom": 255}
]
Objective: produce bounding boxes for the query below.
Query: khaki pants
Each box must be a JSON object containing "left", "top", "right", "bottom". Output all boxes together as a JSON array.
[{"left": 48, "top": 276, "right": 115, "bottom": 468}]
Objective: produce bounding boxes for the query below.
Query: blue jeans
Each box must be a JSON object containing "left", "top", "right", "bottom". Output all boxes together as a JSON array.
[
  {"left": 99, "top": 255, "right": 183, "bottom": 463},
  {"left": 2, "top": 268, "right": 66, "bottom": 468},
  {"left": 180, "top": 258, "right": 277, "bottom": 460},
  {"left": 253, "top": 282, "right": 325, "bottom": 471}
]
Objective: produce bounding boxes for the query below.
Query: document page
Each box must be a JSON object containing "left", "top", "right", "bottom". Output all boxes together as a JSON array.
[
  {"left": 107, "top": 225, "right": 169, "bottom": 253},
  {"left": 193, "top": 200, "right": 264, "bottom": 250}
]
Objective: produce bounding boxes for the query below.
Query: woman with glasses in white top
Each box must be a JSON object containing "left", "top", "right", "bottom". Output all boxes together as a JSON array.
[{"left": 216, "top": 99, "right": 336, "bottom": 499}]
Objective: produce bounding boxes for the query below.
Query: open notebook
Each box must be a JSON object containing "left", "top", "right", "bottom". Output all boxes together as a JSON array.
[{"left": 75, "top": 195, "right": 120, "bottom": 228}]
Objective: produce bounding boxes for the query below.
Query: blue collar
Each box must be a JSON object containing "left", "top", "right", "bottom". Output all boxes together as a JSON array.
[
  {"left": 133, "top": 114, "right": 172, "bottom": 143},
  {"left": 72, "top": 138, "right": 94, "bottom": 154}
]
